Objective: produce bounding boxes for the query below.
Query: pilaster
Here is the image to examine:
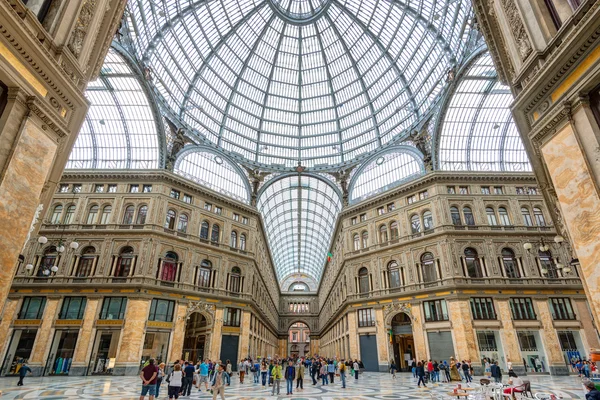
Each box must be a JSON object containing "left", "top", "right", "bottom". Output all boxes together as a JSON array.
[
  {"left": 168, "top": 302, "right": 188, "bottom": 362},
  {"left": 496, "top": 299, "right": 527, "bottom": 375},
  {"left": 70, "top": 297, "right": 100, "bottom": 376},
  {"left": 209, "top": 307, "right": 224, "bottom": 360},
  {"left": 114, "top": 298, "right": 151, "bottom": 375},
  {"left": 447, "top": 299, "right": 479, "bottom": 363},
  {"left": 29, "top": 297, "right": 60, "bottom": 375},
  {"left": 534, "top": 298, "right": 569, "bottom": 375}
]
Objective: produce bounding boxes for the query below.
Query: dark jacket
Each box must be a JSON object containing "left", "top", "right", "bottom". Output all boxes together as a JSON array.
[
  {"left": 586, "top": 388, "right": 600, "bottom": 400},
  {"left": 284, "top": 366, "right": 296, "bottom": 380},
  {"left": 416, "top": 366, "right": 425, "bottom": 377}
]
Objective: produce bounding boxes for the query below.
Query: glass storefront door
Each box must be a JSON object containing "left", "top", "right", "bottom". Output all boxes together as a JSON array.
[
  {"left": 90, "top": 330, "right": 121, "bottom": 375},
  {"left": 141, "top": 331, "right": 170, "bottom": 368},
  {"left": 1, "top": 329, "right": 38, "bottom": 376},
  {"left": 45, "top": 330, "right": 79, "bottom": 375}
]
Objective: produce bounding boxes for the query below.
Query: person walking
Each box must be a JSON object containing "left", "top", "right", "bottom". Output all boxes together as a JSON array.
[
  {"left": 284, "top": 360, "right": 296, "bottom": 395},
  {"left": 296, "top": 360, "right": 305, "bottom": 390},
  {"left": 253, "top": 359, "right": 260, "bottom": 383},
  {"left": 310, "top": 358, "right": 319, "bottom": 385},
  {"left": 353, "top": 360, "right": 359, "bottom": 380},
  {"left": 17, "top": 361, "right": 32, "bottom": 387},
  {"left": 210, "top": 364, "right": 229, "bottom": 400},
  {"left": 224, "top": 360, "right": 232, "bottom": 386},
  {"left": 181, "top": 361, "right": 195, "bottom": 396},
  {"left": 320, "top": 361, "right": 328, "bottom": 385},
  {"left": 490, "top": 361, "right": 502, "bottom": 383},
  {"left": 327, "top": 359, "right": 335, "bottom": 383},
  {"left": 260, "top": 361, "right": 268, "bottom": 386},
  {"left": 238, "top": 359, "right": 245, "bottom": 384},
  {"left": 390, "top": 359, "right": 397, "bottom": 379},
  {"left": 416, "top": 361, "right": 427, "bottom": 388},
  {"left": 167, "top": 363, "right": 183, "bottom": 399},
  {"left": 339, "top": 359, "right": 347, "bottom": 388},
  {"left": 411, "top": 359, "right": 417, "bottom": 378},
  {"left": 198, "top": 360, "right": 210, "bottom": 391},
  {"left": 271, "top": 361, "right": 282, "bottom": 396},
  {"left": 462, "top": 361, "right": 472, "bottom": 383},
  {"left": 139, "top": 358, "right": 159, "bottom": 400}
]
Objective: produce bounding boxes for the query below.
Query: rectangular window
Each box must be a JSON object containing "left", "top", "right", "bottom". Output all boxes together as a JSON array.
[
  {"left": 407, "top": 195, "right": 416, "bottom": 204},
  {"left": 509, "top": 298, "right": 537, "bottom": 320},
  {"left": 557, "top": 331, "right": 578, "bottom": 351},
  {"left": 233, "top": 213, "right": 240, "bottom": 222},
  {"left": 148, "top": 299, "right": 175, "bottom": 322},
  {"left": 470, "top": 298, "right": 496, "bottom": 320},
  {"left": 481, "top": 186, "right": 491, "bottom": 194},
  {"left": 129, "top": 185, "right": 139, "bottom": 193},
  {"left": 183, "top": 194, "right": 192, "bottom": 204},
  {"left": 447, "top": 186, "right": 456, "bottom": 194},
  {"left": 19, "top": 297, "right": 47, "bottom": 319},
  {"left": 94, "top": 184, "right": 104, "bottom": 193},
  {"left": 423, "top": 300, "right": 449, "bottom": 322},
  {"left": 204, "top": 203, "right": 212, "bottom": 211},
  {"left": 477, "top": 331, "right": 498, "bottom": 351},
  {"left": 59, "top": 184, "right": 70, "bottom": 193},
  {"left": 59, "top": 297, "right": 87, "bottom": 320},
  {"left": 242, "top": 217, "right": 248, "bottom": 225},
  {"left": 143, "top": 185, "right": 153, "bottom": 193},
  {"left": 419, "top": 190, "right": 429, "bottom": 200},
  {"left": 360, "top": 213, "right": 367, "bottom": 222},
  {"left": 223, "top": 307, "right": 241, "bottom": 326},
  {"left": 377, "top": 207, "right": 385, "bottom": 216},
  {"left": 387, "top": 203, "right": 396, "bottom": 212},
  {"left": 107, "top": 184, "right": 117, "bottom": 193},
  {"left": 351, "top": 217, "right": 357, "bottom": 225},
  {"left": 550, "top": 298, "right": 576, "bottom": 320},
  {"left": 170, "top": 189, "right": 180, "bottom": 199},
  {"left": 214, "top": 206, "right": 222, "bottom": 215},
  {"left": 493, "top": 186, "right": 503, "bottom": 194},
  {"left": 72, "top": 184, "right": 82, "bottom": 193},
  {"left": 517, "top": 331, "right": 538, "bottom": 351},
  {"left": 459, "top": 186, "right": 469, "bottom": 194},
  {"left": 357, "top": 308, "right": 375, "bottom": 327},
  {"left": 292, "top": 332, "right": 297, "bottom": 342},
  {"left": 99, "top": 297, "right": 127, "bottom": 320}
]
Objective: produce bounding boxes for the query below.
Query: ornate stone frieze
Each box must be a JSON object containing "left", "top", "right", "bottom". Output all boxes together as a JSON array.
[
  {"left": 68, "top": 0, "right": 98, "bottom": 58},
  {"left": 383, "top": 302, "right": 415, "bottom": 326},
  {"left": 184, "top": 301, "right": 216, "bottom": 323},
  {"left": 26, "top": 96, "right": 68, "bottom": 138},
  {"left": 499, "top": 0, "right": 532, "bottom": 60}
]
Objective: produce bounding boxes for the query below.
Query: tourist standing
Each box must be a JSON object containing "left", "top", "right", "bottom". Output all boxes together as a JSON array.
[
  {"left": 139, "top": 358, "right": 158, "bottom": 400},
  {"left": 238, "top": 359, "right": 245, "bottom": 383},
  {"left": 320, "top": 361, "right": 328, "bottom": 385},
  {"left": 181, "top": 361, "right": 195, "bottom": 396},
  {"left": 156, "top": 363, "right": 165, "bottom": 398},
  {"left": 390, "top": 359, "right": 397, "bottom": 379},
  {"left": 462, "top": 361, "right": 472, "bottom": 383},
  {"left": 339, "top": 359, "right": 347, "bottom": 388},
  {"left": 285, "top": 360, "right": 296, "bottom": 395},
  {"left": 210, "top": 364, "right": 228, "bottom": 400},
  {"left": 17, "top": 361, "right": 32, "bottom": 387},
  {"left": 296, "top": 360, "right": 305, "bottom": 389},
  {"left": 253, "top": 359, "right": 260, "bottom": 383},
  {"left": 271, "top": 361, "right": 282, "bottom": 396},
  {"left": 449, "top": 358, "right": 461, "bottom": 382},
  {"left": 167, "top": 364, "right": 183, "bottom": 399},
  {"left": 310, "top": 358, "right": 318, "bottom": 385},
  {"left": 260, "top": 361, "right": 268, "bottom": 386},
  {"left": 490, "top": 361, "right": 502, "bottom": 383},
  {"left": 198, "top": 360, "right": 210, "bottom": 391},
  {"left": 327, "top": 359, "right": 335, "bottom": 383},
  {"left": 353, "top": 359, "right": 359, "bottom": 380}
]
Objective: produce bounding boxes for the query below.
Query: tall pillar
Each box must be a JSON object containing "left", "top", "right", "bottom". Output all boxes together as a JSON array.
[
  {"left": 496, "top": 300, "right": 526, "bottom": 375},
  {"left": 574, "top": 299, "right": 600, "bottom": 351},
  {"left": 346, "top": 311, "right": 359, "bottom": 359},
  {"left": 374, "top": 307, "right": 389, "bottom": 372},
  {"left": 71, "top": 297, "right": 101, "bottom": 376},
  {"left": 238, "top": 310, "right": 251, "bottom": 360},
  {"left": 534, "top": 298, "right": 568, "bottom": 375},
  {"left": 168, "top": 302, "right": 188, "bottom": 362},
  {"left": 209, "top": 308, "right": 224, "bottom": 360},
  {"left": 114, "top": 298, "right": 151, "bottom": 375},
  {"left": 29, "top": 297, "right": 60, "bottom": 375},
  {"left": 309, "top": 336, "right": 320, "bottom": 356},
  {"left": 0, "top": 298, "right": 19, "bottom": 363},
  {"left": 410, "top": 303, "right": 428, "bottom": 362},
  {"left": 447, "top": 299, "right": 479, "bottom": 368}
]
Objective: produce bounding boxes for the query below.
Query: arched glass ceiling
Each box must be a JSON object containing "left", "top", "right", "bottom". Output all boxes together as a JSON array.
[
  {"left": 257, "top": 175, "right": 342, "bottom": 284},
  {"left": 125, "top": 0, "right": 473, "bottom": 169},
  {"left": 349, "top": 147, "right": 425, "bottom": 203},
  {"left": 174, "top": 147, "right": 251, "bottom": 203},
  {"left": 67, "top": 48, "right": 160, "bottom": 169},
  {"left": 437, "top": 52, "right": 531, "bottom": 172}
]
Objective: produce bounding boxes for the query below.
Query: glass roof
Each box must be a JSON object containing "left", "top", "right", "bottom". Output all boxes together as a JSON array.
[
  {"left": 437, "top": 52, "right": 531, "bottom": 171},
  {"left": 174, "top": 147, "right": 251, "bottom": 203},
  {"left": 125, "top": 0, "right": 473, "bottom": 169},
  {"left": 349, "top": 147, "right": 425, "bottom": 203},
  {"left": 257, "top": 175, "right": 342, "bottom": 283},
  {"left": 67, "top": 48, "right": 160, "bottom": 169}
]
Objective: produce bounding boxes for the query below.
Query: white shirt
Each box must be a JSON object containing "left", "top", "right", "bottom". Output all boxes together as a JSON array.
[
  {"left": 507, "top": 361, "right": 513, "bottom": 370},
  {"left": 168, "top": 371, "right": 183, "bottom": 387}
]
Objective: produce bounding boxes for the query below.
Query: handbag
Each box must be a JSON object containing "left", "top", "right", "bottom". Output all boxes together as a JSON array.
[{"left": 166, "top": 372, "right": 172, "bottom": 383}]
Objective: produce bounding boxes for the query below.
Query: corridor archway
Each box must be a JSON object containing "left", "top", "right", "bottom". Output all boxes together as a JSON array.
[
  {"left": 182, "top": 312, "right": 212, "bottom": 363},
  {"left": 288, "top": 322, "right": 310, "bottom": 357},
  {"left": 391, "top": 313, "right": 414, "bottom": 372}
]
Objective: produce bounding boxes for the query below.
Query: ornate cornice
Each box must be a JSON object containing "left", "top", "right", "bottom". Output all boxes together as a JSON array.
[
  {"left": 529, "top": 101, "right": 572, "bottom": 144},
  {"left": 26, "top": 95, "right": 69, "bottom": 138}
]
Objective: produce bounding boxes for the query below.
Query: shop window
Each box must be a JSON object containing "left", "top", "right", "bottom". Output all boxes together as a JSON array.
[
  {"left": 48, "top": 330, "right": 79, "bottom": 375},
  {"left": 357, "top": 308, "right": 375, "bottom": 327},
  {"left": 470, "top": 298, "right": 496, "bottom": 320},
  {"left": 59, "top": 297, "right": 87, "bottom": 319},
  {"left": 114, "top": 247, "right": 134, "bottom": 277},
  {"left": 423, "top": 300, "right": 448, "bottom": 322},
  {"left": 142, "top": 331, "right": 170, "bottom": 366},
  {"left": 223, "top": 307, "right": 241, "bottom": 326},
  {"left": 509, "top": 298, "right": 536, "bottom": 320},
  {"left": 550, "top": 298, "right": 576, "bottom": 320},
  {"left": 99, "top": 297, "right": 127, "bottom": 320},
  {"left": 3, "top": 329, "right": 38, "bottom": 375},
  {"left": 19, "top": 297, "right": 47, "bottom": 319},
  {"left": 148, "top": 299, "right": 175, "bottom": 322}
]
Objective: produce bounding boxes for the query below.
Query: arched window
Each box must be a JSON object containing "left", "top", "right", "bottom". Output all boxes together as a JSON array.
[
  {"left": 164, "top": 209, "right": 176, "bottom": 230},
  {"left": 177, "top": 214, "right": 188, "bottom": 233},
  {"left": 114, "top": 246, "right": 134, "bottom": 277},
  {"left": 498, "top": 207, "right": 511, "bottom": 225},
  {"left": 353, "top": 234, "right": 360, "bottom": 251},
  {"left": 160, "top": 251, "right": 178, "bottom": 282},
  {"left": 463, "top": 206, "right": 475, "bottom": 226},
  {"left": 240, "top": 234, "right": 246, "bottom": 251},
  {"left": 464, "top": 248, "right": 483, "bottom": 278},
  {"left": 200, "top": 221, "right": 209, "bottom": 239},
  {"left": 361, "top": 231, "right": 368, "bottom": 249},
  {"left": 198, "top": 260, "right": 212, "bottom": 287},
  {"left": 486, "top": 207, "right": 498, "bottom": 226},
  {"left": 421, "top": 252, "right": 436, "bottom": 283},
  {"left": 538, "top": 250, "right": 558, "bottom": 279},
  {"left": 358, "top": 267, "right": 369, "bottom": 293},
  {"left": 229, "top": 266, "right": 241, "bottom": 293},
  {"left": 390, "top": 221, "right": 399, "bottom": 239},
  {"left": 410, "top": 214, "right": 421, "bottom": 234},
  {"left": 231, "top": 231, "right": 238, "bottom": 248},
  {"left": 388, "top": 261, "right": 402, "bottom": 289},
  {"left": 122, "top": 205, "right": 135, "bottom": 225},
  {"left": 423, "top": 211, "right": 433, "bottom": 231},
  {"left": 379, "top": 225, "right": 388, "bottom": 243},
  {"left": 211, "top": 224, "right": 220, "bottom": 243},
  {"left": 533, "top": 207, "right": 546, "bottom": 226},
  {"left": 521, "top": 207, "right": 533, "bottom": 226},
  {"left": 450, "top": 206, "right": 462, "bottom": 225},
  {"left": 136, "top": 205, "right": 148, "bottom": 225},
  {"left": 50, "top": 205, "right": 63, "bottom": 224},
  {"left": 502, "top": 248, "right": 520, "bottom": 278},
  {"left": 100, "top": 205, "right": 112, "bottom": 224},
  {"left": 38, "top": 246, "right": 58, "bottom": 277},
  {"left": 75, "top": 246, "right": 96, "bottom": 277},
  {"left": 63, "top": 205, "right": 76, "bottom": 224},
  {"left": 86, "top": 205, "right": 99, "bottom": 225}
]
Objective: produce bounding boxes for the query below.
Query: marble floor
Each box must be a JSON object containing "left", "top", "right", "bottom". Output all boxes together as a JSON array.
[{"left": 0, "top": 372, "right": 587, "bottom": 399}]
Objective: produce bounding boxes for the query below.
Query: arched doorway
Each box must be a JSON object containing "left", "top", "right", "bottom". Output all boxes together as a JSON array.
[
  {"left": 288, "top": 322, "right": 310, "bottom": 358},
  {"left": 182, "top": 312, "right": 212, "bottom": 363},
  {"left": 391, "top": 313, "right": 414, "bottom": 372}
]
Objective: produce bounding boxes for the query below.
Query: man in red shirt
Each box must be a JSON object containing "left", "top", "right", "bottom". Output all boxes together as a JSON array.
[{"left": 139, "top": 358, "right": 159, "bottom": 400}]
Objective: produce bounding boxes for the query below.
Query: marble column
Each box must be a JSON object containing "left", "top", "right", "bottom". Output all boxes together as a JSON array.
[
  {"left": 29, "top": 297, "right": 60, "bottom": 375},
  {"left": 535, "top": 298, "right": 568, "bottom": 375},
  {"left": 574, "top": 299, "right": 600, "bottom": 350},
  {"left": 209, "top": 308, "right": 224, "bottom": 360},
  {"left": 310, "top": 336, "right": 320, "bottom": 356},
  {"left": 447, "top": 299, "right": 480, "bottom": 371},
  {"left": 238, "top": 310, "right": 251, "bottom": 360},
  {"left": 114, "top": 298, "right": 151, "bottom": 375},
  {"left": 168, "top": 302, "right": 188, "bottom": 362},
  {"left": 496, "top": 300, "right": 526, "bottom": 375},
  {"left": 70, "top": 297, "right": 101, "bottom": 376},
  {"left": 374, "top": 308, "right": 390, "bottom": 372},
  {"left": 0, "top": 298, "right": 19, "bottom": 364},
  {"left": 346, "top": 311, "right": 359, "bottom": 359}
]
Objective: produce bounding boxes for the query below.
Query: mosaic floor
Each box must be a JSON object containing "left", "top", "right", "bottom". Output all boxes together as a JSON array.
[{"left": 0, "top": 372, "right": 587, "bottom": 399}]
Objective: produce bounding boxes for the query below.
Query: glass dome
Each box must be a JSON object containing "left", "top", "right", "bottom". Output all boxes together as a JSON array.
[{"left": 125, "top": 0, "right": 473, "bottom": 169}]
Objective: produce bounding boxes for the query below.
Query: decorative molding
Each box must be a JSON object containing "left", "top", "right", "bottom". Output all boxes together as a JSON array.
[
  {"left": 383, "top": 302, "right": 415, "bottom": 326},
  {"left": 499, "top": 0, "right": 533, "bottom": 61},
  {"left": 68, "top": 0, "right": 98, "bottom": 58},
  {"left": 26, "top": 96, "right": 68, "bottom": 137}
]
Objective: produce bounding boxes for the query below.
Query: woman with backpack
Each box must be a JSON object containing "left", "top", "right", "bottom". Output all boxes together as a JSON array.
[{"left": 167, "top": 363, "right": 184, "bottom": 399}]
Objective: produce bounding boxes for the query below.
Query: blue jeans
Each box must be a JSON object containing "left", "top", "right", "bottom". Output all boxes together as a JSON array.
[
  {"left": 140, "top": 384, "right": 156, "bottom": 397},
  {"left": 286, "top": 378, "right": 294, "bottom": 394},
  {"left": 341, "top": 373, "right": 346, "bottom": 388},
  {"left": 261, "top": 372, "right": 267, "bottom": 386},
  {"left": 155, "top": 377, "right": 163, "bottom": 397},
  {"left": 321, "top": 374, "right": 328, "bottom": 385},
  {"left": 254, "top": 372, "right": 259, "bottom": 383}
]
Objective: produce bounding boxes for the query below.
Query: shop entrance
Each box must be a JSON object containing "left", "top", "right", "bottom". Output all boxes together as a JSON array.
[
  {"left": 391, "top": 313, "right": 414, "bottom": 372},
  {"left": 1, "top": 329, "right": 38, "bottom": 376},
  {"left": 182, "top": 312, "right": 211, "bottom": 363},
  {"left": 89, "top": 330, "right": 121, "bottom": 375},
  {"left": 44, "top": 330, "right": 79, "bottom": 375},
  {"left": 141, "top": 331, "right": 171, "bottom": 367}
]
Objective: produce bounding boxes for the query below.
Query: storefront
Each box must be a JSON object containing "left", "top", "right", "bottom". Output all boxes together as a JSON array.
[
  {"left": 89, "top": 330, "right": 121, "bottom": 375},
  {"left": 476, "top": 330, "right": 506, "bottom": 371},
  {"left": 1, "top": 329, "right": 38, "bottom": 376},
  {"left": 44, "top": 330, "right": 79, "bottom": 375},
  {"left": 517, "top": 330, "right": 549, "bottom": 373},
  {"left": 141, "top": 330, "right": 171, "bottom": 367}
]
